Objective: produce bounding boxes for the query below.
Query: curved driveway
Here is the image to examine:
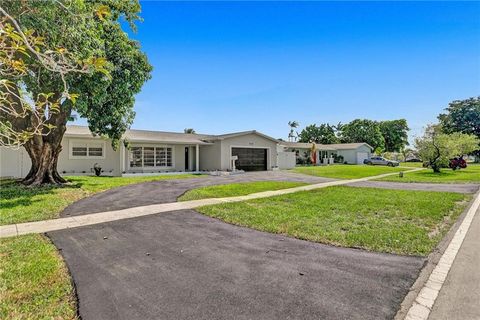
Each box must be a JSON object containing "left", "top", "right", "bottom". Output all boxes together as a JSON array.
[
  {"left": 61, "top": 172, "right": 332, "bottom": 216},
  {"left": 50, "top": 210, "right": 423, "bottom": 320},
  {"left": 61, "top": 171, "right": 478, "bottom": 217},
  {"left": 48, "top": 172, "right": 477, "bottom": 320}
]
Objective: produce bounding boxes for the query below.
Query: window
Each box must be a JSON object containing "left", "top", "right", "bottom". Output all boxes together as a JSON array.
[
  {"left": 88, "top": 143, "right": 104, "bottom": 157},
  {"left": 70, "top": 140, "right": 105, "bottom": 159},
  {"left": 143, "top": 147, "right": 155, "bottom": 167},
  {"left": 155, "top": 148, "right": 166, "bottom": 166},
  {"left": 130, "top": 147, "right": 143, "bottom": 167},
  {"left": 72, "top": 144, "right": 88, "bottom": 157},
  {"left": 129, "top": 146, "right": 173, "bottom": 168}
]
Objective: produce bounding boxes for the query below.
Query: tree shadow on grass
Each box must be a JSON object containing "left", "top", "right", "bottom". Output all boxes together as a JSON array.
[{"left": 0, "top": 179, "right": 82, "bottom": 210}]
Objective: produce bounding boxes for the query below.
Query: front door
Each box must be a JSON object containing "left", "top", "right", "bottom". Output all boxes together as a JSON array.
[{"left": 185, "top": 147, "right": 189, "bottom": 171}]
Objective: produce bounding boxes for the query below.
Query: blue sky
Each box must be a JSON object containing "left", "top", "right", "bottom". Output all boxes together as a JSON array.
[{"left": 74, "top": 1, "right": 480, "bottom": 141}]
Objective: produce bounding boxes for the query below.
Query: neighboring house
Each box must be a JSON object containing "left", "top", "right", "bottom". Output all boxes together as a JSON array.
[
  {"left": 0, "top": 126, "right": 372, "bottom": 178},
  {"left": 278, "top": 141, "right": 373, "bottom": 165}
]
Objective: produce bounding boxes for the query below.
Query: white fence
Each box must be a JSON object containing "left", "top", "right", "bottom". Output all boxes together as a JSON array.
[{"left": 277, "top": 151, "right": 296, "bottom": 169}]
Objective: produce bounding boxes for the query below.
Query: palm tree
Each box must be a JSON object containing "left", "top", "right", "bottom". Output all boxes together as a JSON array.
[
  {"left": 288, "top": 121, "right": 299, "bottom": 142},
  {"left": 184, "top": 128, "right": 196, "bottom": 134}
]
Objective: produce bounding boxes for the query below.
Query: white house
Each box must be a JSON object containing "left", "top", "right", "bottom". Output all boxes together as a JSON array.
[
  {"left": 0, "top": 126, "right": 372, "bottom": 178},
  {"left": 278, "top": 141, "right": 373, "bottom": 165}
]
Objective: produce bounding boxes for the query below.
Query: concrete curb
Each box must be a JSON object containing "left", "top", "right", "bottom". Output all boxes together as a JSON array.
[
  {"left": 0, "top": 168, "right": 423, "bottom": 238},
  {"left": 403, "top": 189, "right": 480, "bottom": 320}
]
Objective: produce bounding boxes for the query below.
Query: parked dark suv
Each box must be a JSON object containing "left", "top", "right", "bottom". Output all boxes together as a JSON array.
[{"left": 363, "top": 156, "right": 399, "bottom": 167}]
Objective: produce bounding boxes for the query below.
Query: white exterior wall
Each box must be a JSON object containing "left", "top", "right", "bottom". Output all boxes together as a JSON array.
[
  {"left": 174, "top": 145, "right": 185, "bottom": 171},
  {"left": 0, "top": 147, "right": 31, "bottom": 178},
  {"left": 337, "top": 145, "right": 372, "bottom": 164},
  {"left": 337, "top": 150, "right": 356, "bottom": 164},
  {"left": 0, "top": 136, "right": 122, "bottom": 178},
  {"left": 58, "top": 136, "right": 121, "bottom": 176},
  {"left": 219, "top": 133, "right": 279, "bottom": 170},
  {"left": 199, "top": 141, "right": 222, "bottom": 171},
  {"left": 277, "top": 151, "right": 296, "bottom": 169}
]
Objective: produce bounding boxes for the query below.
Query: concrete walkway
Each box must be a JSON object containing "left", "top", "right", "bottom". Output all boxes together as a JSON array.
[{"left": 0, "top": 168, "right": 424, "bottom": 238}]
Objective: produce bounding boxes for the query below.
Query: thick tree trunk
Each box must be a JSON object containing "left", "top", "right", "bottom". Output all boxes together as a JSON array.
[
  {"left": 1, "top": 68, "right": 71, "bottom": 186},
  {"left": 21, "top": 107, "right": 70, "bottom": 186},
  {"left": 22, "top": 139, "right": 66, "bottom": 186}
]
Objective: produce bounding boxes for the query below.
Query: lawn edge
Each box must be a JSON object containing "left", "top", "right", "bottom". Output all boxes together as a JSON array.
[
  {"left": 177, "top": 181, "right": 309, "bottom": 202},
  {"left": 0, "top": 174, "right": 207, "bottom": 226},
  {"left": 194, "top": 205, "right": 430, "bottom": 258},
  {"left": 375, "top": 178, "right": 480, "bottom": 185},
  {"left": 195, "top": 185, "right": 469, "bottom": 257},
  {"left": 44, "top": 232, "right": 80, "bottom": 320},
  {"left": 394, "top": 188, "right": 480, "bottom": 320},
  {"left": 65, "top": 173, "right": 207, "bottom": 196}
]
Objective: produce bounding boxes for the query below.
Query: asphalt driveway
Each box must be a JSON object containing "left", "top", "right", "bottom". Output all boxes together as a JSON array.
[
  {"left": 61, "top": 171, "right": 477, "bottom": 217},
  {"left": 49, "top": 210, "right": 424, "bottom": 320},
  {"left": 61, "top": 171, "right": 332, "bottom": 216}
]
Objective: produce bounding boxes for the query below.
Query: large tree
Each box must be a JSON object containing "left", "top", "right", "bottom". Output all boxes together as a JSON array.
[
  {"left": 379, "top": 119, "right": 409, "bottom": 152},
  {"left": 1, "top": 0, "right": 152, "bottom": 185},
  {"left": 415, "top": 124, "right": 479, "bottom": 173},
  {"left": 298, "top": 123, "right": 339, "bottom": 144},
  {"left": 438, "top": 97, "right": 480, "bottom": 161},
  {"left": 0, "top": 5, "right": 95, "bottom": 147},
  {"left": 339, "top": 119, "right": 385, "bottom": 152}
]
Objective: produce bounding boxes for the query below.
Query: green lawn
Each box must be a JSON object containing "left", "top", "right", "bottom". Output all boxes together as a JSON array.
[
  {"left": 292, "top": 164, "right": 405, "bottom": 179},
  {"left": 197, "top": 186, "right": 469, "bottom": 256},
  {"left": 378, "top": 164, "right": 480, "bottom": 184},
  {"left": 179, "top": 181, "right": 308, "bottom": 201},
  {"left": 0, "top": 173, "right": 203, "bottom": 320},
  {"left": 0, "top": 174, "right": 203, "bottom": 225},
  {"left": 0, "top": 235, "right": 76, "bottom": 320}
]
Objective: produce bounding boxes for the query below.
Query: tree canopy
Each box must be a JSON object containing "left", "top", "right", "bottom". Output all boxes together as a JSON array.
[
  {"left": 339, "top": 119, "right": 385, "bottom": 152},
  {"left": 378, "top": 119, "right": 409, "bottom": 152},
  {"left": 1, "top": 0, "right": 152, "bottom": 185},
  {"left": 415, "top": 125, "right": 479, "bottom": 172},
  {"left": 438, "top": 97, "right": 480, "bottom": 160},
  {"left": 0, "top": 3, "right": 99, "bottom": 146},
  {"left": 439, "top": 97, "right": 480, "bottom": 137},
  {"left": 298, "top": 123, "right": 339, "bottom": 144}
]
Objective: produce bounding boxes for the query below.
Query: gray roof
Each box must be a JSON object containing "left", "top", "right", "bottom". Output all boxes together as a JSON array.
[
  {"left": 279, "top": 141, "right": 373, "bottom": 151},
  {"left": 65, "top": 125, "right": 214, "bottom": 145},
  {"left": 64, "top": 126, "right": 279, "bottom": 145},
  {"left": 215, "top": 130, "right": 280, "bottom": 143}
]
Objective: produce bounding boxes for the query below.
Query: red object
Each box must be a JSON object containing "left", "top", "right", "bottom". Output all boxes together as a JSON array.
[
  {"left": 312, "top": 152, "right": 317, "bottom": 165},
  {"left": 449, "top": 157, "right": 467, "bottom": 170}
]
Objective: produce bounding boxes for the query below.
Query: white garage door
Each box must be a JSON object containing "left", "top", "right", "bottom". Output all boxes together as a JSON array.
[{"left": 356, "top": 152, "right": 369, "bottom": 164}]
